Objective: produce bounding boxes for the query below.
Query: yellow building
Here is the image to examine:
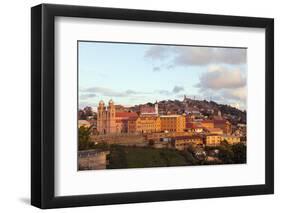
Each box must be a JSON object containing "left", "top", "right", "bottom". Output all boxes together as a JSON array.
[
  {"left": 205, "top": 134, "right": 222, "bottom": 146},
  {"left": 205, "top": 134, "right": 241, "bottom": 146},
  {"left": 173, "top": 136, "right": 203, "bottom": 150},
  {"left": 128, "top": 116, "right": 161, "bottom": 133},
  {"left": 160, "top": 115, "right": 186, "bottom": 132},
  {"left": 128, "top": 114, "right": 186, "bottom": 134}
]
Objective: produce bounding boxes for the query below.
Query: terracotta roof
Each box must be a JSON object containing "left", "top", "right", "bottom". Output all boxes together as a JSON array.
[
  {"left": 204, "top": 127, "right": 223, "bottom": 132},
  {"left": 214, "top": 119, "right": 227, "bottom": 125},
  {"left": 186, "top": 122, "right": 203, "bottom": 129},
  {"left": 128, "top": 117, "right": 138, "bottom": 121},
  {"left": 116, "top": 112, "right": 138, "bottom": 119},
  {"left": 202, "top": 120, "right": 214, "bottom": 123}
]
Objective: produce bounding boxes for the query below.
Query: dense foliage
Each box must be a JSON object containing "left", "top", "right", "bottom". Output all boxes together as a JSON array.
[{"left": 78, "top": 126, "right": 91, "bottom": 150}]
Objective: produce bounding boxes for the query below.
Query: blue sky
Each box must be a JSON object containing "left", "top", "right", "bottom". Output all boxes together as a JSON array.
[{"left": 79, "top": 41, "right": 247, "bottom": 110}]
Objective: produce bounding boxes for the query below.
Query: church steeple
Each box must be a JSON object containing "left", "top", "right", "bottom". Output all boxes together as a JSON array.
[
  {"left": 97, "top": 100, "right": 106, "bottom": 134},
  {"left": 106, "top": 99, "right": 116, "bottom": 134}
]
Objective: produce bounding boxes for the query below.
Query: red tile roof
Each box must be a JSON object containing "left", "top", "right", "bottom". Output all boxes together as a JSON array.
[
  {"left": 116, "top": 112, "right": 138, "bottom": 119},
  {"left": 186, "top": 122, "right": 203, "bottom": 129},
  {"left": 214, "top": 119, "right": 227, "bottom": 125}
]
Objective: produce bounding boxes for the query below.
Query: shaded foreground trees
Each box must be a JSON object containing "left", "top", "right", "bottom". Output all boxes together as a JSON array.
[
  {"left": 206, "top": 141, "right": 246, "bottom": 164},
  {"left": 231, "top": 143, "right": 247, "bottom": 163},
  {"left": 78, "top": 126, "right": 91, "bottom": 150}
]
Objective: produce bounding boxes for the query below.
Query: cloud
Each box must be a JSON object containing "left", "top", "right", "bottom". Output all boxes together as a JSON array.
[
  {"left": 144, "top": 46, "right": 246, "bottom": 67},
  {"left": 172, "top": 86, "right": 184, "bottom": 93},
  {"left": 153, "top": 66, "right": 161, "bottom": 72},
  {"left": 195, "top": 65, "right": 247, "bottom": 110},
  {"left": 83, "top": 87, "right": 137, "bottom": 97},
  {"left": 174, "top": 46, "right": 247, "bottom": 66},
  {"left": 126, "top": 89, "right": 138, "bottom": 95},
  {"left": 157, "top": 86, "right": 185, "bottom": 96},
  {"left": 199, "top": 87, "right": 247, "bottom": 110},
  {"left": 222, "top": 87, "right": 247, "bottom": 102},
  {"left": 144, "top": 46, "right": 172, "bottom": 59},
  {"left": 79, "top": 93, "right": 97, "bottom": 100},
  {"left": 81, "top": 87, "right": 144, "bottom": 98},
  {"left": 196, "top": 66, "right": 246, "bottom": 90},
  {"left": 158, "top": 90, "right": 171, "bottom": 96}
]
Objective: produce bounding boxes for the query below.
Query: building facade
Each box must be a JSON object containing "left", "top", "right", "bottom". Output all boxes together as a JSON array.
[
  {"left": 172, "top": 135, "right": 203, "bottom": 150},
  {"left": 204, "top": 134, "right": 241, "bottom": 146},
  {"left": 160, "top": 115, "right": 186, "bottom": 132},
  {"left": 128, "top": 116, "right": 161, "bottom": 133}
]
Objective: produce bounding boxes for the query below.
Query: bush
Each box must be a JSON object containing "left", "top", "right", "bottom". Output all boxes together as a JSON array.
[
  {"left": 218, "top": 146, "right": 234, "bottom": 164},
  {"left": 181, "top": 150, "right": 199, "bottom": 165},
  {"left": 231, "top": 143, "right": 246, "bottom": 163},
  {"left": 78, "top": 126, "right": 91, "bottom": 150}
]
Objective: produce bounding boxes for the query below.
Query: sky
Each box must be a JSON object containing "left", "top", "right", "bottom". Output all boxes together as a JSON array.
[{"left": 78, "top": 41, "right": 247, "bottom": 111}]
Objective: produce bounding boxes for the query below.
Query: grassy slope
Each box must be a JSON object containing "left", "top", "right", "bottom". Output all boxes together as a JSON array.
[{"left": 108, "top": 146, "right": 187, "bottom": 169}]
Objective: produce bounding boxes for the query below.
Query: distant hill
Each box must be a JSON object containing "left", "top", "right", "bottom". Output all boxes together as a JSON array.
[
  {"left": 79, "top": 98, "right": 247, "bottom": 125},
  {"left": 129, "top": 97, "right": 246, "bottom": 125}
]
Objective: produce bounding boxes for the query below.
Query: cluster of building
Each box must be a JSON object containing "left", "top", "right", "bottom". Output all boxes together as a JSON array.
[
  {"left": 96, "top": 99, "right": 186, "bottom": 134},
  {"left": 87, "top": 99, "right": 245, "bottom": 149}
]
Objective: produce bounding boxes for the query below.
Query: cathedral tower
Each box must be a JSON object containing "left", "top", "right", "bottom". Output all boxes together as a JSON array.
[
  {"left": 97, "top": 100, "right": 106, "bottom": 134},
  {"left": 106, "top": 99, "right": 116, "bottom": 134}
]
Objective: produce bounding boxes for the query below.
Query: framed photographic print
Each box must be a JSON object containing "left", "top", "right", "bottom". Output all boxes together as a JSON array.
[{"left": 31, "top": 3, "right": 274, "bottom": 209}]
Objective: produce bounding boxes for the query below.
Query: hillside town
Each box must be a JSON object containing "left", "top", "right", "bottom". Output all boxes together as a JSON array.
[{"left": 78, "top": 96, "right": 247, "bottom": 170}]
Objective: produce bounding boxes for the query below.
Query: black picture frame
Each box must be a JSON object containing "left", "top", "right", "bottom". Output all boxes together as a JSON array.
[{"left": 31, "top": 3, "right": 274, "bottom": 209}]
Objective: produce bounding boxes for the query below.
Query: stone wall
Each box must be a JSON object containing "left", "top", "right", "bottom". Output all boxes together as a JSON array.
[{"left": 78, "top": 150, "right": 110, "bottom": 170}]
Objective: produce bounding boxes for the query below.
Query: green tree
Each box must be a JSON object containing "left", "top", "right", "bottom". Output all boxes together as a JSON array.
[
  {"left": 217, "top": 140, "right": 234, "bottom": 164},
  {"left": 84, "top": 106, "right": 93, "bottom": 116},
  {"left": 181, "top": 150, "right": 199, "bottom": 165},
  {"left": 78, "top": 126, "right": 91, "bottom": 150},
  {"left": 218, "top": 146, "right": 234, "bottom": 164},
  {"left": 220, "top": 139, "right": 229, "bottom": 147},
  {"left": 107, "top": 145, "right": 128, "bottom": 169},
  {"left": 232, "top": 143, "right": 246, "bottom": 163}
]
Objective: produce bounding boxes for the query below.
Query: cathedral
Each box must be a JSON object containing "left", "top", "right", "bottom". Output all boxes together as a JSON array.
[
  {"left": 97, "top": 99, "right": 138, "bottom": 134},
  {"left": 97, "top": 99, "right": 116, "bottom": 134}
]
